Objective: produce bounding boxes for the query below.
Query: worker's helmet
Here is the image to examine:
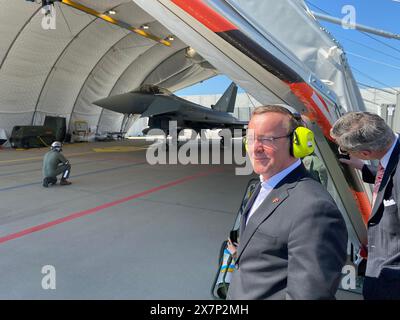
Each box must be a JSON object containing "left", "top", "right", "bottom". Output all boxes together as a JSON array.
[{"left": 51, "top": 141, "right": 62, "bottom": 152}]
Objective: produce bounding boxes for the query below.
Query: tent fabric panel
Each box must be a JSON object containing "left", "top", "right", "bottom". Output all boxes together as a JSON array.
[
  {"left": 35, "top": 19, "right": 127, "bottom": 127},
  {"left": 0, "top": 6, "right": 92, "bottom": 114},
  {"left": 96, "top": 41, "right": 188, "bottom": 133},
  {"left": 71, "top": 22, "right": 172, "bottom": 133},
  {"left": 143, "top": 48, "right": 218, "bottom": 91},
  {"left": 223, "top": 0, "right": 365, "bottom": 112},
  {"left": 0, "top": 1, "right": 40, "bottom": 67},
  {"left": 97, "top": 109, "right": 125, "bottom": 133}
]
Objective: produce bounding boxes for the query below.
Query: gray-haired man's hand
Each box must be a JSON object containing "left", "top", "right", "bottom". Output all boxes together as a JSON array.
[{"left": 339, "top": 156, "right": 364, "bottom": 170}]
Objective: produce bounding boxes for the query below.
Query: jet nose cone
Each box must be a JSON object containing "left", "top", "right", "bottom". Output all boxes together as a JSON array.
[
  {"left": 93, "top": 95, "right": 123, "bottom": 112},
  {"left": 93, "top": 92, "right": 142, "bottom": 114}
]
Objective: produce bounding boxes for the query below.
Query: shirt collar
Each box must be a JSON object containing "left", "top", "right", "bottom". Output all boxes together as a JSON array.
[
  {"left": 380, "top": 134, "right": 398, "bottom": 169},
  {"left": 259, "top": 159, "right": 302, "bottom": 189}
]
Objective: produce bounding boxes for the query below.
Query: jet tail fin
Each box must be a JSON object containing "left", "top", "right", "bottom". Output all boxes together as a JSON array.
[{"left": 212, "top": 82, "right": 237, "bottom": 113}]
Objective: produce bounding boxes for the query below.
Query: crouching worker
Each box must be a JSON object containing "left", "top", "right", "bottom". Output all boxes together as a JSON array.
[{"left": 42, "top": 141, "right": 72, "bottom": 187}]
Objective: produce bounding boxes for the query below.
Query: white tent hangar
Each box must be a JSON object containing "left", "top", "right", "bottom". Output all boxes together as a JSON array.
[
  {"left": 0, "top": 0, "right": 364, "bottom": 139},
  {"left": 1, "top": 0, "right": 369, "bottom": 250},
  {"left": 0, "top": 0, "right": 218, "bottom": 138}
]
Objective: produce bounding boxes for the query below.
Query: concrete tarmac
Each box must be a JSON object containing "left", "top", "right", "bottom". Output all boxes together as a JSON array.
[
  {"left": 0, "top": 140, "right": 252, "bottom": 299},
  {"left": 0, "top": 139, "right": 362, "bottom": 299}
]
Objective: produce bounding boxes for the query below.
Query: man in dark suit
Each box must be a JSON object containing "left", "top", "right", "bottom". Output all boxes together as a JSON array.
[
  {"left": 227, "top": 105, "right": 348, "bottom": 300},
  {"left": 331, "top": 111, "right": 400, "bottom": 300}
]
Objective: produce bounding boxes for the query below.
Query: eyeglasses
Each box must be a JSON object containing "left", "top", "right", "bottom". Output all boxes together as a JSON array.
[
  {"left": 338, "top": 146, "right": 349, "bottom": 156},
  {"left": 245, "top": 134, "right": 291, "bottom": 147}
]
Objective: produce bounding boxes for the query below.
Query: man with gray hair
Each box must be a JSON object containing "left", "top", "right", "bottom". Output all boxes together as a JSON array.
[{"left": 331, "top": 111, "right": 400, "bottom": 300}]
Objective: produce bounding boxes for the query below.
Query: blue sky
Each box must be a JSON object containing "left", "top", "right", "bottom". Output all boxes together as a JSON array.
[{"left": 177, "top": 0, "right": 400, "bottom": 96}]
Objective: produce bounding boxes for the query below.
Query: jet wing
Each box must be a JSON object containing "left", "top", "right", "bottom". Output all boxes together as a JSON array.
[{"left": 141, "top": 98, "right": 181, "bottom": 118}]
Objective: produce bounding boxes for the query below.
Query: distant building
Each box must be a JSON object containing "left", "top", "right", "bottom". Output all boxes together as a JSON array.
[
  {"left": 183, "top": 88, "right": 399, "bottom": 119},
  {"left": 181, "top": 93, "right": 261, "bottom": 122},
  {"left": 360, "top": 87, "right": 399, "bottom": 115}
]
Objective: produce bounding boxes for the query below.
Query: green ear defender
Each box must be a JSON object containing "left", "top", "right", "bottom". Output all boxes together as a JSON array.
[
  {"left": 243, "top": 109, "right": 316, "bottom": 159},
  {"left": 243, "top": 127, "right": 315, "bottom": 159},
  {"left": 243, "top": 136, "right": 248, "bottom": 152},
  {"left": 290, "top": 126, "right": 315, "bottom": 158}
]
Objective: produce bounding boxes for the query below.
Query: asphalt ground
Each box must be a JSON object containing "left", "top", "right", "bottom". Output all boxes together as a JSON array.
[{"left": 0, "top": 139, "right": 253, "bottom": 299}]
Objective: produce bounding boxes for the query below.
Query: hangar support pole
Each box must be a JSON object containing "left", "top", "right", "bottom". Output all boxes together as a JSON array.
[{"left": 312, "top": 12, "right": 400, "bottom": 40}]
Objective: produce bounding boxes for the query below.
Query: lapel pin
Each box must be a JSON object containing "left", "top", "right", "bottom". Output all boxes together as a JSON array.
[{"left": 272, "top": 198, "right": 280, "bottom": 203}]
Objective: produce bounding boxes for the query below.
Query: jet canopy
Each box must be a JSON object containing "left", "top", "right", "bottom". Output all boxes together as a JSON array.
[{"left": 135, "top": 84, "right": 173, "bottom": 96}]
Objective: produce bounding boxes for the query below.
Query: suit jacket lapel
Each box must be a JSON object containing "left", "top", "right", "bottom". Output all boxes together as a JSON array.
[
  {"left": 370, "top": 138, "right": 400, "bottom": 220},
  {"left": 236, "top": 165, "right": 308, "bottom": 262},
  {"left": 239, "top": 182, "right": 261, "bottom": 236}
]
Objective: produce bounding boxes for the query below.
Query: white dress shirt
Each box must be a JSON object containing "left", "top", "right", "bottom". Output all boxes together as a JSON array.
[
  {"left": 246, "top": 159, "right": 302, "bottom": 225},
  {"left": 380, "top": 134, "right": 398, "bottom": 170}
]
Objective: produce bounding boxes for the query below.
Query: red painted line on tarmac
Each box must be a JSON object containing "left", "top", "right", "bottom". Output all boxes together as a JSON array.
[{"left": 0, "top": 168, "right": 224, "bottom": 245}]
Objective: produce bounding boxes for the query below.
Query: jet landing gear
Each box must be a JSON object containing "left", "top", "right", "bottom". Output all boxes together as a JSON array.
[
  {"left": 163, "top": 129, "right": 179, "bottom": 151},
  {"left": 219, "top": 129, "right": 246, "bottom": 149},
  {"left": 220, "top": 136, "right": 225, "bottom": 148},
  {"left": 218, "top": 133, "right": 232, "bottom": 149},
  {"left": 164, "top": 129, "right": 190, "bottom": 151}
]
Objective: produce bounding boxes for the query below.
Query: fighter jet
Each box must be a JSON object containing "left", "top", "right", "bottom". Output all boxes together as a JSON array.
[{"left": 93, "top": 82, "right": 247, "bottom": 140}]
